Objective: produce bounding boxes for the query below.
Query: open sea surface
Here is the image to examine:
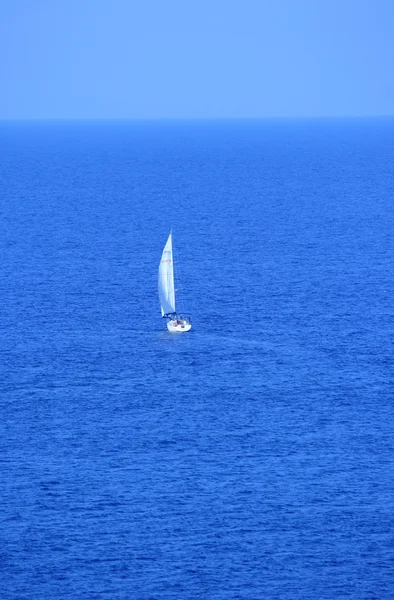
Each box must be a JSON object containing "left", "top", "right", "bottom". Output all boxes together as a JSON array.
[{"left": 0, "top": 118, "right": 393, "bottom": 599}]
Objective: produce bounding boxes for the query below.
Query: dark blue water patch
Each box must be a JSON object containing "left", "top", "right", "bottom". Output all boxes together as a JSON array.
[{"left": 0, "top": 118, "right": 393, "bottom": 599}]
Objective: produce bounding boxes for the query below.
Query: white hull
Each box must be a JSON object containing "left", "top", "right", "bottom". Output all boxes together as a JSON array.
[{"left": 167, "top": 319, "right": 192, "bottom": 333}]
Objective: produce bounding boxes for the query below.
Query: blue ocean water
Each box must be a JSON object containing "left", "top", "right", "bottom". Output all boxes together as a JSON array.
[{"left": 0, "top": 118, "right": 393, "bottom": 599}]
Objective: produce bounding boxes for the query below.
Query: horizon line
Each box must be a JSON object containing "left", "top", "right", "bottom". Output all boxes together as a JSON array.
[{"left": 1, "top": 114, "right": 394, "bottom": 122}]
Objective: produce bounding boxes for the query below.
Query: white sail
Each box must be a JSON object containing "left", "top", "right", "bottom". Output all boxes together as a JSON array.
[{"left": 158, "top": 232, "right": 176, "bottom": 316}]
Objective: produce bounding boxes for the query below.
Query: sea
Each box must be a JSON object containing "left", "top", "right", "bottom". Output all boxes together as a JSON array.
[{"left": 0, "top": 118, "right": 393, "bottom": 599}]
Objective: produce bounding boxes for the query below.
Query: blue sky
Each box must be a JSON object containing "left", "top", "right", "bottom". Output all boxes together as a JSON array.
[{"left": 1, "top": 0, "right": 394, "bottom": 118}]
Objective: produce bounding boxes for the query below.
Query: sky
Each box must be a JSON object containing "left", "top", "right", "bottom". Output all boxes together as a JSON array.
[{"left": 1, "top": 0, "right": 394, "bottom": 119}]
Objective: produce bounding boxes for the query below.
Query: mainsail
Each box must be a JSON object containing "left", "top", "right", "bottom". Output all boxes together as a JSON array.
[{"left": 158, "top": 232, "right": 176, "bottom": 316}]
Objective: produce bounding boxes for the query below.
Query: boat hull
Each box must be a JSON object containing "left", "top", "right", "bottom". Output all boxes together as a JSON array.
[{"left": 167, "top": 319, "right": 192, "bottom": 333}]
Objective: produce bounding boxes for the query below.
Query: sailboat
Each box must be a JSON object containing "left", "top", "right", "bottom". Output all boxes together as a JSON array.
[{"left": 158, "top": 232, "right": 192, "bottom": 332}]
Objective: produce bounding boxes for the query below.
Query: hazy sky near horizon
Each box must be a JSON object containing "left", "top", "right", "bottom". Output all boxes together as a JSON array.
[{"left": 1, "top": 0, "right": 394, "bottom": 119}]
